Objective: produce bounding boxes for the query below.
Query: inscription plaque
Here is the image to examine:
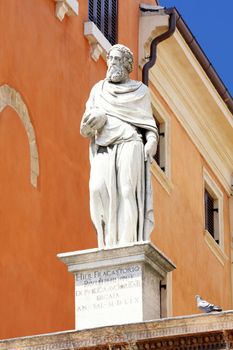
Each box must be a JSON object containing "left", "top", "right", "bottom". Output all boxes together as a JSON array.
[
  {"left": 58, "top": 242, "right": 176, "bottom": 330},
  {"left": 75, "top": 264, "right": 142, "bottom": 329}
]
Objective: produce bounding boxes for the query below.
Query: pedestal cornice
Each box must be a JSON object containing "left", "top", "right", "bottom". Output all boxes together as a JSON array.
[{"left": 57, "top": 241, "right": 176, "bottom": 276}]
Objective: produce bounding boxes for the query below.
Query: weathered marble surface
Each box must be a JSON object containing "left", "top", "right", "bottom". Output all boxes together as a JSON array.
[
  {"left": 1, "top": 311, "right": 233, "bottom": 350},
  {"left": 80, "top": 44, "right": 158, "bottom": 248},
  {"left": 58, "top": 242, "right": 175, "bottom": 329}
]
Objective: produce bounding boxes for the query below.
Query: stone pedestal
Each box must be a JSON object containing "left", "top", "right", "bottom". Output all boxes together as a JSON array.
[{"left": 58, "top": 242, "right": 175, "bottom": 330}]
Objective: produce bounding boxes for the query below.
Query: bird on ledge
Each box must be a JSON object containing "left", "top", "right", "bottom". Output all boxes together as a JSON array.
[{"left": 195, "top": 295, "right": 222, "bottom": 313}]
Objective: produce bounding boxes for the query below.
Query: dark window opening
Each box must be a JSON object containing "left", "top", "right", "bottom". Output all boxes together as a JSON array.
[
  {"left": 160, "top": 279, "right": 167, "bottom": 318},
  {"left": 154, "top": 116, "right": 165, "bottom": 172},
  {"left": 88, "top": 0, "right": 118, "bottom": 45},
  {"left": 204, "top": 189, "right": 219, "bottom": 244}
]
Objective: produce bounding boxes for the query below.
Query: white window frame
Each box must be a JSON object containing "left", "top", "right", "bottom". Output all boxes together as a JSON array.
[
  {"left": 160, "top": 272, "right": 173, "bottom": 318},
  {"left": 203, "top": 168, "right": 227, "bottom": 264},
  {"left": 153, "top": 114, "right": 166, "bottom": 172},
  {"left": 150, "top": 91, "right": 173, "bottom": 194}
]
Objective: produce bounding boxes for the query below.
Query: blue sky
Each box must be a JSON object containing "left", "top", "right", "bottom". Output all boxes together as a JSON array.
[{"left": 159, "top": 0, "right": 233, "bottom": 96}]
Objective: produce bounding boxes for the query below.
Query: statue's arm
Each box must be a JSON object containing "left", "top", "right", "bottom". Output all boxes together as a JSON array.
[
  {"left": 145, "top": 130, "right": 158, "bottom": 143},
  {"left": 144, "top": 129, "right": 159, "bottom": 163},
  {"left": 80, "top": 86, "right": 96, "bottom": 138},
  {"left": 143, "top": 88, "right": 159, "bottom": 162},
  {"left": 80, "top": 84, "right": 107, "bottom": 138}
]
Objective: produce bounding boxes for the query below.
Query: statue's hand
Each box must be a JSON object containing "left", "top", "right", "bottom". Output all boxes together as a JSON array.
[
  {"left": 85, "top": 108, "right": 107, "bottom": 131},
  {"left": 144, "top": 137, "right": 157, "bottom": 163},
  {"left": 80, "top": 123, "right": 95, "bottom": 138}
]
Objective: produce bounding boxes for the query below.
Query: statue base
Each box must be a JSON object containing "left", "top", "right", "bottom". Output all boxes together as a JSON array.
[{"left": 58, "top": 242, "right": 176, "bottom": 330}]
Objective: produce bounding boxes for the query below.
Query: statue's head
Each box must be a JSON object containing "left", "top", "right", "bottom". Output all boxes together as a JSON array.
[{"left": 106, "top": 44, "right": 134, "bottom": 83}]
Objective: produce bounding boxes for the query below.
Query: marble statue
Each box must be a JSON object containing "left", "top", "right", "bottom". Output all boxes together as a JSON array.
[{"left": 80, "top": 44, "right": 158, "bottom": 248}]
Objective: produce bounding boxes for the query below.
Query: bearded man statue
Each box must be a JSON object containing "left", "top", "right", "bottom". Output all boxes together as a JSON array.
[{"left": 80, "top": 44, "right": 158, "bottom": 248}]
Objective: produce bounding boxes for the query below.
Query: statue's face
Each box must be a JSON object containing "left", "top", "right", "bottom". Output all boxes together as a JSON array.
[
  {"left": 106, "top": 49, "right": 129, "bottom": 83},
  {"left": 107, "top": 49, "right": 123, "bottom": 69}
]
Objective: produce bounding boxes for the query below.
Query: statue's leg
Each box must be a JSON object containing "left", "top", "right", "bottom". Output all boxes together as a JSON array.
[
  {"left": 89, "top": 151, "right": 109, "bottom": 248},
  {"left": 117, "top": 141, "right": 143, "bottom": 244}
]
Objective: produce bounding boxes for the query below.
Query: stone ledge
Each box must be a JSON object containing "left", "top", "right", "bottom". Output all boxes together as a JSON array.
[
  {"left": 1, "top": 311, "right": 233, "bottom": 350},
  {"left": 84, "top": 21, "right": 112, "bottom": 62},
  {"left": 55, "top": 0, "right": 79, "bottom": 21},
  {"left": 57, "top": 241, "right": 176, "bottom": 276}
]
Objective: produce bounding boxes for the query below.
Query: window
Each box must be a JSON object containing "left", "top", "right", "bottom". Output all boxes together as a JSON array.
[
  {"left": 88, "top": 0, "right": 118, "bottom": 45},
  {"left": 149, "top": 94, "right": 173, "bottom": 194},
  {"left": 154, "top": 116, "right": 166, "bottom": 172},
  {"left": 204, "top": 189, "right": 219, "bottom": 244},
  {"left": 203, "top": 168, "right": 224, "bottom": 252},
  {"left": 159, "top": 272, "right": 173, "bottom": 318}
]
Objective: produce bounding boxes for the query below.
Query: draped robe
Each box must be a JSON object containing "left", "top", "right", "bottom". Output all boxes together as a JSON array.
[{"left": 81, "top": 79, "right": 158, "bottom": 247}]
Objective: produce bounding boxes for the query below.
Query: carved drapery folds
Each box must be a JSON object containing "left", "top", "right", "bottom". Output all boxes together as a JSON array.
[{"left": 0, "top": 84, "right": 39, "bottom": 188}]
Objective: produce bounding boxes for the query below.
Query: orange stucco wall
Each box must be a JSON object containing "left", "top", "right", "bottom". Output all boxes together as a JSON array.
[
  {"left": 150, "top": 84, "right": 232, "bottom": 316},
  {"left": 0, "top": 0, "right": 231, "bottom": 341},
  {"left": 0, "top": 0, "right": 155, "bottom": 340}
]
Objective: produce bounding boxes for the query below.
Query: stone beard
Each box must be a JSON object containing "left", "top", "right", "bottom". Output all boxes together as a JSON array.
[
  {"left": 80, "top": 44, "right": 158, "bottom": 248},
  {"left": 106, "top": 64, "right": 128, "bottom": 83}
]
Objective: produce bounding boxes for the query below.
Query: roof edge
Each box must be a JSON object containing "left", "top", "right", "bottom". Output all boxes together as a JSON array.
[{"left": 174, "top": 8, "right": 233, "bottom": 115}]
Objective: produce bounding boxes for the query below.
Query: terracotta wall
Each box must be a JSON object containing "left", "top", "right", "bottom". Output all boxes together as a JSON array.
[{"left": 0, "top": 0, "right": 157, "bottom": 340}]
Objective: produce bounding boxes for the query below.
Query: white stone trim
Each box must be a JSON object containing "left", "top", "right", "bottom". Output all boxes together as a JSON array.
[
  {"left": 84, "top": 21, "right": 112, "bottom": 62},
  {"left": 204, "top": 230, "right": 228, "bottom": 266},
  {"left": 58, "top": 241, "right": 176, "bottom": 272},
  {"left": 203, "top": 168, "right": 224, "bottom": 253},
  {"left": 166, "top": 271, "right": 173, "bottom": 317},
  {"left": 0, "top": 84, "right": 39, "bottom": 188},
  {"left": 151, "top": 162, "right": 173, "bottom": 195},
  {"left": 55, "top": 0, "right": 79, "bottom": 21}
]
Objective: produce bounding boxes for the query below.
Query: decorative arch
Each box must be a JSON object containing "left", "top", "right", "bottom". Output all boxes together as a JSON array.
[{"left": 0, "top": 84, "right": 39, "bottom": 188}]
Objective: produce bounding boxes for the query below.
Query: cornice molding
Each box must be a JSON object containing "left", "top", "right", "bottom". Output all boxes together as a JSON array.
[
  {"left": 1, "top": 312, "right": 233, "bottom": 350},
  {"left": 172, "top": 31, "right": 233, "bottom": 122}
]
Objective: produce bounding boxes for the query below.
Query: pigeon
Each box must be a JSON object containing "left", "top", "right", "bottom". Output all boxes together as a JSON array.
[{"left": 195, "top": 295, "right": 222, "bottom": 313}]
